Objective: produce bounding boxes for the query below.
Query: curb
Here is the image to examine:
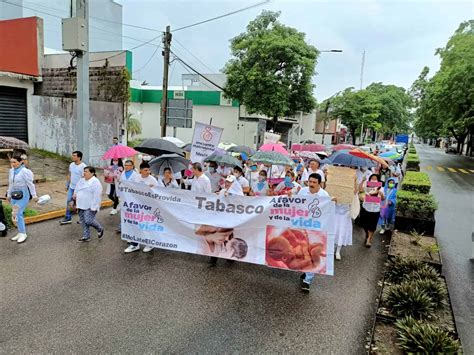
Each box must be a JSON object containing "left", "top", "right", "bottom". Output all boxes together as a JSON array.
[{"left": 24, "top": 200, "right": 113, "bottom": 225}]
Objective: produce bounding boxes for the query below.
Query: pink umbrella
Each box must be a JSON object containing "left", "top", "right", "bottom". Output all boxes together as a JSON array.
[
  {"left": 333, "top": 144, "right": 356, "bottom": 151},
  {"left": 259, "top": 143, "right": 290, "bottom": 156},
  {"left": 291, "top": 143, "right": 325, "bottom": 152},
  {"left": 102, "top": 145, "right": 138, "bottom": 160}
]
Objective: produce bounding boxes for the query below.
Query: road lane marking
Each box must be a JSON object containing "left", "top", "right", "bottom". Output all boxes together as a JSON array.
[
  {"left": 447, "top": 168, "right": 457, "bottom": 173},
  {"left": 458, "top": 169, "right": 469, "bottom": 174},
  {"left": 437, "top": 166, "right": 445, "bottom": 172}
]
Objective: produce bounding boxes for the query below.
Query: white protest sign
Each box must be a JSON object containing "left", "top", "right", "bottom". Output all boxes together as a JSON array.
[
  {"left": 119, "top": 181, "right": 336, "bottom": 275},
  {"left": 190, "top": 122, "right": 223, "bottom": 163}
]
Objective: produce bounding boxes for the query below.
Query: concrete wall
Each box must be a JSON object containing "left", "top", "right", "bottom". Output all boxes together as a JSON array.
[
  {"left": 0, "top": 75, "right": 34, "bottom": 143},
  {"left": 38, "top": 66, "right": 128, "bottom": 102},
  {"left": 31, "top": 96, "right": 123, "bottom": 166},
  {"left": 129, "top": 102, "right": 259, "bottom": 148}
]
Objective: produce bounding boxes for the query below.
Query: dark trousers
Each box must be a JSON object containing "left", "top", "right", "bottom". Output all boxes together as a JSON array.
[{"left": 108, "top": 184, "right": 119, "bottom": 209}]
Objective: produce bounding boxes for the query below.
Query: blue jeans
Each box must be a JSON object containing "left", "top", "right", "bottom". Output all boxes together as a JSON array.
[
  {"left": 11, "top": 187, "right": 30, "bottom": 234},
  {"left": 65, "top": 187, "right": 75, "bottom": 220},
  {"left": 303, "top": 272, "right": 315, "bottom": 285}
]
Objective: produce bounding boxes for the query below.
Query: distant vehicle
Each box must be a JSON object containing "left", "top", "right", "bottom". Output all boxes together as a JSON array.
[{"left": 395, "top": 134, "right": 409, "bottom": 145}]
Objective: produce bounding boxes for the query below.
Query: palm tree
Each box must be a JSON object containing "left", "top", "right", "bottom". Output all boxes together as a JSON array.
[{"left": 127, "top": 113, "right": 142, "bottom": 139}]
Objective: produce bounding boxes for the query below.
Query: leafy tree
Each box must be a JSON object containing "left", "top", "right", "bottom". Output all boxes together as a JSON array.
[
  {"left": 411, "top": 20, "right": 474, "bottom": 154},
  {"left": 223, "top": 11, "right": 319, "bottom": 128},
  {"left": 366, "top": 83, "right": 413, "bottom": 139},
  {"left": 330, "top": 88, "right": 381, "bottom": 145}
]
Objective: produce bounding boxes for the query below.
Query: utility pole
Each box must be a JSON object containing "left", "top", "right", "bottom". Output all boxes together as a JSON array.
[
  {"left": 359, "top": 50, "right": 366, "bottom": 144},
  {"left": 75, "top": 0, "right": 90, "bottom": 163},
  {"left": 160, "top": 25, "right": 172, "bottom": 138}
]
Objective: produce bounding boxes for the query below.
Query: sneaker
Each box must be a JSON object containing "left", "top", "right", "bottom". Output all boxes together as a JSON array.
[
  {"left": 110, "top": 209, "right": 118, "bottom": 216},
  {"left": 76, "top": 221, "right": 81, "bottom": 224},
  {"left": 59, "top": 219, "right": 72, "bottom": 225},
  {"left": 300, "top": 273, "right": 306, "bottom": 281},
  {"left": 11, "top": 233, "right": 21, "bottom": 241},
  {"left": 98, "top": 229, "right": 104, "bottom": 240},
  {"left": 142, "top": 246, "right": 153, "bottom": 253},
  {"left": 124, "top": 245, "right": 140, "bottom": 253},
  {"left": 301, "top": 282, "right": 310, "bottom": 293},
  {"left": 380, "top": 228, "right": 385, "bottom": 235},
  {"left": 17, "top": 234, "right": 27, "bottom": 243},
  {"left": 208, "top": 257, "right": 217, "bottom": 267},
  {"left": 77, "top": 237, "right": 90, "bottom": 243},
  {"left": 335, "top": 251, "right": 342, "bottom": 260}
]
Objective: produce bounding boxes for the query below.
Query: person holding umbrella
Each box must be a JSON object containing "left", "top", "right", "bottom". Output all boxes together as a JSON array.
[
  {"left": 359, "top": 174, "right": 385, "bottom": 248},
  {"left": 104, "top": 158, "right": 123, "bottom": 215},
  {"left": 161, "top": 167, "right": 180, "bottom": 189},
  {"left": 250, "top": 170, "right": 269, "bottom": 196}
]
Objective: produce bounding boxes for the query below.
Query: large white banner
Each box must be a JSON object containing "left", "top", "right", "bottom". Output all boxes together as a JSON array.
[
  {"left": 119, "top": 182, "right": 336, "bottom": 275},
  {"left": 190, "top": 122, "right": 223, "bottom": 163}
]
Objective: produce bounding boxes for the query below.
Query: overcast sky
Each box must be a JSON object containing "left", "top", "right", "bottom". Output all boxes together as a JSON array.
[
  {"left": 14, "top": 0, "right": 472, "bottom": 100},
  {"left": 115, "top": 0, "right": 472, "bottom": 100}
]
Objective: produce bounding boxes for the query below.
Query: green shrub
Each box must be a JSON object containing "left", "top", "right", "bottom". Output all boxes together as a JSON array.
[
  {"left": 401, "top": 171, "right": 431, "bottom": 194},
  {"left": 408, "top": 278, "right": 447, "bottom": 309},
  {"left": 396, "top": 190, "right": 437, "bottom": 219},
  {"left": 3, "top": 204, "right": 38, "bottom": 228},
  {"left": 386, "top": 282, "right": 436, "bottom": 319},
  {"left": 386, "top": 257, "right": 426, "bottom": 284},
  {"left": 406, "top": 153, "right": 420, "bottom": 171},
  {"left": 396, "top": 317, "right": 460, "bottom": 353},
  {"left": 409, "top": 264, "right": 442, "bottom": 283}
]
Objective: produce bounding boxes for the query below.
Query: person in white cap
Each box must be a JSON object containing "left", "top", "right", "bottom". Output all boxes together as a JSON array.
[{"left": 219, "top": 175, "right": 244, "bottom": 197}]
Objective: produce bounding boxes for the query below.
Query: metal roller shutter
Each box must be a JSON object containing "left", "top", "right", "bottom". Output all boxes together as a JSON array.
[{"left": 0, "top": 86, "right": 28, "bottom": 143}]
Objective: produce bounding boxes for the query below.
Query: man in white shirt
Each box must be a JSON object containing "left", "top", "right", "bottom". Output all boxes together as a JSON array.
[
  {"left": 60, "top": 151, "right": 87, "bottom": 225},
  {"left": 302, "top": 160, "right": 326, "bottom": 187},
  {"left": 205, "top": 161, "right": 222, "bottom": 193},
  {"left": 297, "top": 173, "right": 334, "bottom": 293},
  {"left": 187, "top": 163, "right": 212, "bottom": 193},
  {"left": 124, "top": 162, "right": 161, "bottom": 254}
]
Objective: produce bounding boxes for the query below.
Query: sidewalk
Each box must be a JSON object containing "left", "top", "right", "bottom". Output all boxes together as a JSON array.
[{"left": 0, "top": 152, "right": 112, "bottom": 223}]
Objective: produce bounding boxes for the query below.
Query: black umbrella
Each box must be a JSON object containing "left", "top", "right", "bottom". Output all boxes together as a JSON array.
[
  {"left": 182, "top": 143, "right": 192, "bottom": 153},
  {"left": 227, "top": 145, "right": 256, "bottom": 155},
  {"left": 135, "top": 138, "right": 184, "bottom": 156},
  {"left": 149, "top": 154, "right": 189, "bottom": 175}
]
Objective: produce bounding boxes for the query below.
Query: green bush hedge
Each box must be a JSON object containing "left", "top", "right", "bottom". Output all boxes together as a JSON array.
[
  {"left": 396, "top": 190, "right": 437, "bottom": 219},
  {"left": 406, "top": 153, "right": 420, "bottom": 171},
  {"left": 2, "top": 204, "right": 39, "bottom": 228},
  {"left": 401, "top": 171, "right": 431, "bottom": 194}
]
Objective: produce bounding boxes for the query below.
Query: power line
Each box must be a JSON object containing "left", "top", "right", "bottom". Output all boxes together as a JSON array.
[
  {"left": 133, "top": 43, "right": 162, "bottom": 74},
  {"left": 172, "top": 51, "right": 226, "bottom": 92},
  {"left": 173, "top": 37, "right": 216, "bottom": 73},
  {"left": 172, "top": 0, "right": 270, "bottom": 32},
  {"left": 0, "top": 0, "right": 160, "bottom": 48},
  {"left": 22, "top": 0, "right": 164, "bottom": 33},
  {"left": 176, "top": 58, "right": 217, "bottom": 92}
]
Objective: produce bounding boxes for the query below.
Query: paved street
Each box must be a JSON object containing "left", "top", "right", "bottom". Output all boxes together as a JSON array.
[
  {"left": 1, "top": 211, "right": 387, "bottom": 353},
  {"left": 417, "top": 144, "right": 474, "bottom": 353}
]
